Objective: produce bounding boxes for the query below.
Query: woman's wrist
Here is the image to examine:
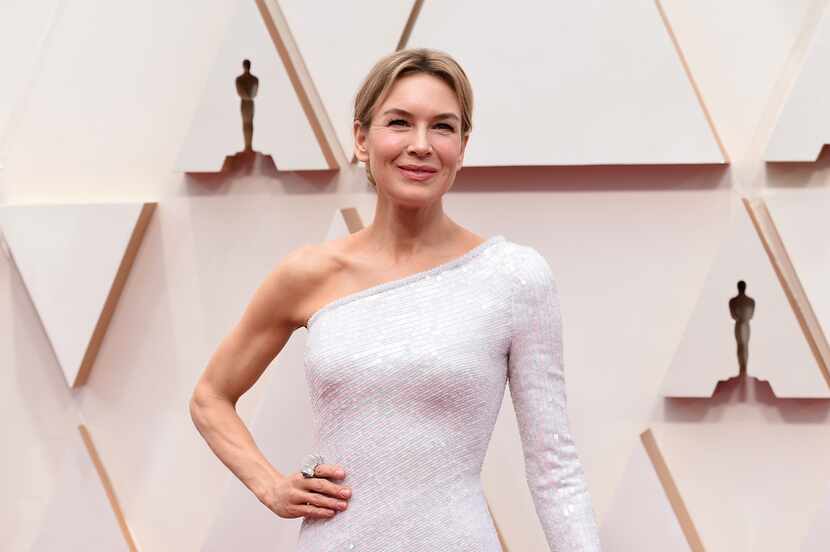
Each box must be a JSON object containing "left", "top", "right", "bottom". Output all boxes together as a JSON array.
[{"left": 247, "top": 463, "right": 286, "bottom": 503}]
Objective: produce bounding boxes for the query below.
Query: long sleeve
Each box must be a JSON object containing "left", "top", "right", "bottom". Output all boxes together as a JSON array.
[{"left": 507, "top": 245, "right": 602, "bottom": 551}]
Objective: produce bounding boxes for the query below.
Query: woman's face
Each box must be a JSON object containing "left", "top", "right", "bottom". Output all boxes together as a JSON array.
[{"left": 354, "top": 72, "right": 469, "bottom": 203}]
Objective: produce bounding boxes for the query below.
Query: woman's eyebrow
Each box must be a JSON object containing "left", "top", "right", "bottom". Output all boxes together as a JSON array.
[{"left": 381, "top": 108, "right": 460, "bottom": 121}]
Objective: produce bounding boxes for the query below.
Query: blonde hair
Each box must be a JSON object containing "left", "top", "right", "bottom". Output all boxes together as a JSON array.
[{"left": 353, "top": 48, "right": 474, "bottom": 187}]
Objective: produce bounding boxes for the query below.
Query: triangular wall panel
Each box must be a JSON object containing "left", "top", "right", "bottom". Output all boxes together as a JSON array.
[
  {"left": 405, "top": 0, "right": 725, "bottom": 166},
  {"left": 765, "top": 4, "right": 830, "bottom": 161},
  {"left": 657, "top": 0, "right": 815, "bottom": 161},
  {"left": 764, "top": 189, "right": 830, "bottom": 378},
  {"left": 278, "top": 0, "right": 414, "bottom": 160},
  {"left": 176, "top": 0, "right": 331, "bottom": 172},
  {"left": 0, "top": 202, "right": 155, "bottom": 388},
  {"left": 601, "top": 429, "right": 703, "bottom": 551},
  {"left": 660, "top": 195, "right": 828, "bottom": 398},
  {"left": 30, "top": 425, "right": 137, "bottom": 552}
]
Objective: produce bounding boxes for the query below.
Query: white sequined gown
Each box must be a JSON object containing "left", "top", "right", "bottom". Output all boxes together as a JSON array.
[{"left": 297, "top": 235, "right": 602, "bottom": 551}]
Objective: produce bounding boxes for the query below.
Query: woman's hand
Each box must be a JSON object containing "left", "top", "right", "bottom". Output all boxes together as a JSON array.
[{"left": 261, "top": 464, "right": 352, "bottom": 520}]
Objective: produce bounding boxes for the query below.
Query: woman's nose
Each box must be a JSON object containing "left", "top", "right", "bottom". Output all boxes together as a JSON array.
[{"left": 408, "top": 127, "right": 432, "bottom": 155}]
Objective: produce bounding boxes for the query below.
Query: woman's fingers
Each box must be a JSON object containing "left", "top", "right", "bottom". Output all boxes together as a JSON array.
[
  {"left": 302, "top": 477, "right": 352, "bottom": 511},
  {"left": 295, "top": 502, "right": 336, "bottom": 519},
  {"left": 302, "top": 473, "right": 352, "bottom": 499},
  {"left": 288, "top": 464, "right": 351, "bottom": 520},
  {"left": 302, "top": 489, "right": 349, "bottom": 513},
  {"left": 312, "top": 463, "right": 346, "bottom": 480}
]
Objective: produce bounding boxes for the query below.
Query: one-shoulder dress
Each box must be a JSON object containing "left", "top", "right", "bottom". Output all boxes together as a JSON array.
[{"left": 297, "top": 235, "right": 602, "bottom": 551}]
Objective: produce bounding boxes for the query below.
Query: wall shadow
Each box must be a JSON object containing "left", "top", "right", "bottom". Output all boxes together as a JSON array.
[
  {"left": 661, "top": 375, "right": 830, "bottom": 424},
  {"left": 183, "top": 151, "right": 339, "bottom": 196},
  {"left": 450, "top": 162, "right": 731, "bottom": 192},
  {"left": 765, "top": 144, "right": 830, "bottom": 189}
]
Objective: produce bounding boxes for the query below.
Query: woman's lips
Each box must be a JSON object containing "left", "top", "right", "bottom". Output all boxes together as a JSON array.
[{"left": 398, "top": 166, "right": 436, "bottom": 181}]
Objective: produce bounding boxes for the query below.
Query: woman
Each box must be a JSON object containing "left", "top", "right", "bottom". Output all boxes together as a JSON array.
[{"left": 190, "top": 48, "right": 602, "bottom": 551}]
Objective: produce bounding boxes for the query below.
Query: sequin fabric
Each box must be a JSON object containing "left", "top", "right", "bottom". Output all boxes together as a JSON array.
[{"left": 297, "top": 235, "right": 602, "bottom": 551}]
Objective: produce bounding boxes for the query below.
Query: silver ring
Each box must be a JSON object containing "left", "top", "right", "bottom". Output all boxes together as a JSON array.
[{"left": 301, "top": 453, "right": 324, "bottom": 479}]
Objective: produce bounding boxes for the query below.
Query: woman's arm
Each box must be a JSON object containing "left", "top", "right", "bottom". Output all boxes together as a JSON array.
[
  {"left": 188, "top": 245, "right": 350, "bottom": 520},
  {"left": 507, "top": 245, "right": 603, "bottom": 551}
]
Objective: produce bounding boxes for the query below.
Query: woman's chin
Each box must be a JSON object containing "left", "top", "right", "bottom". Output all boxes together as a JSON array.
[{"left": 384, "top": 184, "right": 444, "bottom": 205}]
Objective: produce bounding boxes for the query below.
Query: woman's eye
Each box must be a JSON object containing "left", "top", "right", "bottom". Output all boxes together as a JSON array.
[{"left": 387, "top": 119, "right": 454, "bottom": 131}]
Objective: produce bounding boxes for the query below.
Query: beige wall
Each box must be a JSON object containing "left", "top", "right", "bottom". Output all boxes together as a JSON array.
[{"left": 2, "top": 1, "right": 830, "bottom": 551}]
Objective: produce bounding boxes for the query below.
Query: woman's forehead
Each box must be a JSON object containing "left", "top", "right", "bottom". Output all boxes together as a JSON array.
[{"left": 378, "top": 75, "right": 460, "bottom": 116}]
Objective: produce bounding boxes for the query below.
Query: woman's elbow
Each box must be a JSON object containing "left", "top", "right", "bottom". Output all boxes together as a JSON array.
[{"left": 189, "top": 381, "right": 224, "bottom": 429}]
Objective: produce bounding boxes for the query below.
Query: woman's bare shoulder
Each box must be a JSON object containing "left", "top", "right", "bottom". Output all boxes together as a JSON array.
[
  {"left": 281, "top": 239, "right": 348, "bottom": 284},
  {"left": 267, "top": 240, "right": 347, "bottom": 327}
]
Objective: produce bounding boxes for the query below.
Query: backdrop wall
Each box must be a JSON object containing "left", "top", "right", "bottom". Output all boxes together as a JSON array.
[{"left": 3, "top": 1, "right": 830, "bottom": 551}]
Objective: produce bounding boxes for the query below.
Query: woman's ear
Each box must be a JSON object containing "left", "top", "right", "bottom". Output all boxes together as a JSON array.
[
  {"left": 458, "top": 132, "right": 470, "bottom": 165},
  {"left": 353, "top": 120, "right": 369, "bottom": 162}
]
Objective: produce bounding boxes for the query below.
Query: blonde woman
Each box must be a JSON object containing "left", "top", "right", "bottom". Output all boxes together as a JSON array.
[{"left": 190, "top": 48, "right": 602, "bottom": 551}]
